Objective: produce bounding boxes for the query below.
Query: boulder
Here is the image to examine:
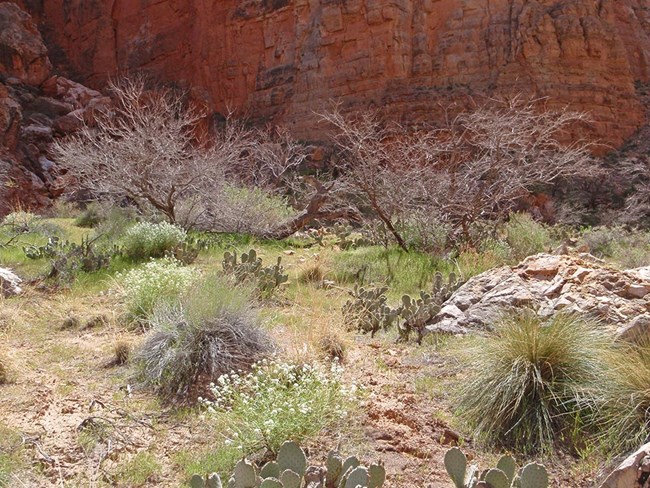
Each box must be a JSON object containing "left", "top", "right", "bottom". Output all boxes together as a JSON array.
[
  {"left": 427, "top": 253, "right": 650, "bottom": 335},
  {"left": 599, "top": 442, "right": 650, "bottom": 488},
  {"left": 0, "top": 268, "right": 22, "bottom": 297}
]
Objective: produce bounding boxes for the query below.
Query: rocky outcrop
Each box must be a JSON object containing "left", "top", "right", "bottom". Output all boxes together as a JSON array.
[
  {"left": 427, "top": 253, "right": 650, "bottom": 335},
  {"left": 0, "top": 267, "right": 21, "bottom": 297},
  {"left": 0, "top": 3, "right": 110, "bottom": 212},
  {"left": 17, "top": 0, "right": 650, "bottom": 148},
  {"left": 599, "top": 441, "right": 650, "bottom": 488}
]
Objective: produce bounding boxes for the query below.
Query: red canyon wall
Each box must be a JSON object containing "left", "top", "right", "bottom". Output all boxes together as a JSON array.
[{"left": 12, "top": 0, "right": 650, "bottom": 147}]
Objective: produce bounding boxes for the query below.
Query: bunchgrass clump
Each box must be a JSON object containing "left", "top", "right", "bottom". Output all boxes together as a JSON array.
[
  {"left": 121, "top": 221, "right": 187, "bottom": 261},
  {"left": 113, "top": 341, "right": 131, "bottom": 366},
  {"left": 202, "top": 358, "right": 357, "bottom": 455},
  {"left": 504, "top": 212, "right": 553, "bottom": 261},
  {"left": 456, "top": 309, "right": 611, "bottom": 454},
  {"left": 598, "top": 338, "right": 650, "bottom": 452},
  {"left": 117, "top": 258, "right": 199, "bottom": 321},
  {"left": 134, "top": 275, "right": 274, "bottom": 400}
]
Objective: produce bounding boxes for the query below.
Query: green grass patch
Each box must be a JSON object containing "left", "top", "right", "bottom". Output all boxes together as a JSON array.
[
  {"left": 328, "top": 245, "right": 455, "bottom": 296},
  {"left": 113, "top": 451, "right": 160, "bottom": 486}
]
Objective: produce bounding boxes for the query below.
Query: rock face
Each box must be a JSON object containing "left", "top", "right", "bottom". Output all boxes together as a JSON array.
[
  {"left": 0, "top": 267, "right": 22, "bottom": 297},
  {"left": 427, "top": 253, "right": 650, "bottom": 335},
  {"left": 17, "top": 0, "right": 650, "bottom": 148},
  {"left": 599, "top": 441, "right": 650, "bottom": 488},
  {"left": 0, "top": 3, "right": 110, "bottom": 212}
]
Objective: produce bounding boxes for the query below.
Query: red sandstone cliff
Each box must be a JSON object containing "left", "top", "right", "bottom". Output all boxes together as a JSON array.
[{"left": 14, "top": 0, "right": 650, "bottom": 148}]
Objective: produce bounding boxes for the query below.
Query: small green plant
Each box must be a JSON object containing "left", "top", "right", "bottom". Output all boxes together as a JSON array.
[
  {"left": 113, "top": 451, "right": 160, "bottom": 486},
  {"left": 504, "top": 213, "right": 552, "bottom": 261},
  {"left": 456, "top": 310, "right": 611, "bottom": 453},
  {"left": 222, "top": 249, "right": 288, "bottom": 298},
  {"left": 190, "top": 441, "right": 383, "bottom": 488},
  {"left": 135, "top": 275, "right": 273, "bottom": 399},
  {"left": 342, "top": 285, "right": 399, "bottom": 337},
  {"left": 117, "top": 258, "right": 199, "bottom": 321},
  {"left": 121, "top": 221, "right": 187, "bottom": 261},
  {"left": 201, "top": 359, "right": 357, "bottom": 455},
  {"left": 444, "top": 447, "right": 548, "bottom": 488}
]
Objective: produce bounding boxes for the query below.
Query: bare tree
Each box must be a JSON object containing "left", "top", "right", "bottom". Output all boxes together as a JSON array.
[
  {"left": 320, "top": 108, "right": 431, "bottom": 250},
  {"left": 620, "top": 155, "right": 650, "bottom": 225},
  {"left": 322, "top": 98, "right": 597, "bottom": 249},
  {"left": 54, "top": 77, "right": 232, "bottom": 225}
]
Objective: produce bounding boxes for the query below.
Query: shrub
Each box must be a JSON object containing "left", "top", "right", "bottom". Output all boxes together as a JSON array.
[
  {"left": 456, "top": 310, "right": 610, "bottom": 453},
  {"left": 134, "top": 276, "right": 274, "bottom": 399},
  {"left": 1, "top": 211, "right": 39, "bottom": 232},
  {"left": 201, "top": 358, "right": 357, "bottom": 454},
  {"left": 504, "top": 212, "right": 553, "bottom": 261},
  {"left": 120, "top": 221, "right": 187, "bottom": 261},
  {"left": 580, "top": 226, "right": 650, "bottom": 269},
  {"left": 117, "top": 258, "right": 199, "bottom": 320},
  {"left": 209, "top": 185, "right": 295, "bottom": 235},
  {"left": 598, "top": 339, "right": 650, "bottom": 452},
  {"left": 75, "top": 203, "right": 102, "bottom": 228}
]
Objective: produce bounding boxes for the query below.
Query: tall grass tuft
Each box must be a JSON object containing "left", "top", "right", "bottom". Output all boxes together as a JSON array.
[
  {"left": 598, "top": 338, "right": 650, "bottom": 452},
  {"left": 134, "top": 275, "right": 275, "bottom": 400},
  {"left": 456, "top": 310, "right": 610, "bottom": 453}
]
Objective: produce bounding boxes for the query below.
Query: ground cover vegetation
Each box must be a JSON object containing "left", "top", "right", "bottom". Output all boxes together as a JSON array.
[{"left": 1, "top": 83, "right": 649, "bottom": 486}]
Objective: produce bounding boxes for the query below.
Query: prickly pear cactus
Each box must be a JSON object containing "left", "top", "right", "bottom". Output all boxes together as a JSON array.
[
  {"left": 222, "top": 249, "right": 288, "bottom": 298},
  {"left": 444, "top": 447, "right": 469, "bottom": 488},
  {"left": 260, "top": 461, "right": 281, "bottom": 480},
  {"left": 342, "top": 285, "right": 398, "bottom": 337},
  {"left": 368, "top": 462, "right": 385, "bottom": 488},
  {"left": 519, "top": 463, "right": 548, "bottom": 488},
  {"left": 229, "top": 459, "right": 257, "bottom": 488},
  {"left": 443, "top": 448, "right": 549, "bottom": 488},
  {"left": 277, "top": 441, "right": 307, "bottom": 478},
  {"left": 397, "top": 290, "right": 442, "bottom": 343},
  {"left": 432, "top": 271, "right": 461, "bottom": 302},
  {"left": 190, "top": 473, "right": 223, "bottom": 488},
  {"left": 326, "top": 450, "right": 344, "bottom": 486}
]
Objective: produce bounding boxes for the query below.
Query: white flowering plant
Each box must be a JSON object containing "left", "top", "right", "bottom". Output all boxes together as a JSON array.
[
  {"left": 120, "top": 221, "right": 187, "bottom": 261},
  {"left": 117, "top": 257, "right": 199, "bottom": 320},
  {"left": 201, "top": 359, "right": 358, "bottom": 454}
]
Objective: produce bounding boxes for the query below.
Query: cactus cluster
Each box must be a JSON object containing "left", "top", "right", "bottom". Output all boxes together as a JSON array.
[
  {"left": 432, "top": 271, "right": 461, "bottom": 302},
  {"left": 191, "top": 441, "right": 385, "bottom": 488},
  {"left": 397, "top": 291, "right": 442, "bottom": 344},
  {"left": 222, "top": 249, "right": 289, "bottom": 297},
  {"left": 444, "top": 448, "right": 548, "bottom": 488},
  {"left": 342, "top": 285, "right": 399, "bottom": 337}
]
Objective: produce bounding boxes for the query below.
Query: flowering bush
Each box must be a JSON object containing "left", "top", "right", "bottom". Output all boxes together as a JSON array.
[
  {"left": 121, "top": 221, "right": 187, "bottom": 261},
  {"left": 117, "top": 258, "right": 199, "bottom": 320},
  {"left": 201, "top": 359, "right": 357, "bottom": 454}
]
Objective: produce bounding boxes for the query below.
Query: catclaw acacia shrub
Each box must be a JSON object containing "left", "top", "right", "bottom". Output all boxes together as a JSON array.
[
  {"left": 135, "top": 276, "right": 274, "bottom": 400},
  {"left": 117, "top": 258, "right": 199, "bottom": 320},
  {"left": 201, "top": 359, "right": 357, "bottom": 454},
  {"left": 120, "top": 221, "right": 187, "bottom": 261},
  {"left": 598, "top": 338, "right": 650, "bottom": 453},
  {"left": 455, "top": 310, "right": 611, "bottom": 454}
]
